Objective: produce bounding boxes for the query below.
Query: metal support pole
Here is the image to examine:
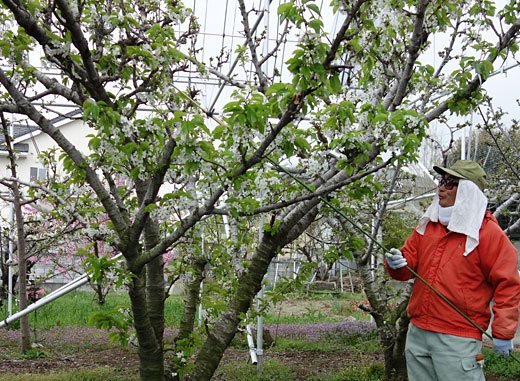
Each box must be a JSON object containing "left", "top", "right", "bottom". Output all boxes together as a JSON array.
[
  {"left": 0, "top": 254, "right": 122, "bottom": 328},
  {"left": 256, "top": 285, "right": 264, "bottom": 373},
  {"left": 273, "top": 257, "right": 279, "bottom": 290},
  {"left": 339, "top": 259, "right": 344, "bottom": 292},
  {"left": 246, "top": 323, "right": 258, "bottom": 364},
  {"left": 1, "top": 274, "right": 89, "bottom": 328},
  {"left": 197, "top": 236, "right": 205, "bottom": 328},
  {"left": 7, "top": 192, "right": 13, "bottom": 316}
]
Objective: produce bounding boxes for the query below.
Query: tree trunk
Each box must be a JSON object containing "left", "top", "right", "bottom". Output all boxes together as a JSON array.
[
  {"left": 129, "top": 268, "right": 165, "bottom": 381},
  {"left": 92, "top": 242, "right": 107, "bottom": 305},
  {"left": 0, "top": 235, "right": 6, "bottom": 305},
  {"left": 355, "top": 253, "right": 411, "bottom": 380},
  {"left": 1, "top": 116, "right": 31, "bottom": 352},
  {"left": 393, "top": 311, "right": 410, "bottom": 379},
  {"left": 188, "top": 234, "right": 280, "bottom": 380},
  {"left": 93, "top": 283, "right": 106, "bottom": 305},
  {"left": 144, "top": 219, "right": 166, "bottom": 380},
  {"left": 176, "top": 257, "right": 206, "bottom": 342},
  {"left": 14, "top": 186, "right": 31, "bottom": 352},
  {"left": 127, "top": 182, "right": 167, "bottom": 380},
  {"left": 189, "top": 203, "right": 321, "bottom": 380}
]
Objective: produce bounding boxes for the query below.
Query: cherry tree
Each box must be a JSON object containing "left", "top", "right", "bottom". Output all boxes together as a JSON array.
[{"left": 0, "top": 0, "right": 518, "bottom": 380}]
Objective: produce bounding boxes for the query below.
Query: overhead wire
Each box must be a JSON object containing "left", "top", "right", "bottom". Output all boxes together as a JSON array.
[
  {"left": 206, "top": 0, "right": 275, "bottom": 114},
  {"left": 220, "top": 0, "right": 230, "bottom": 70}
]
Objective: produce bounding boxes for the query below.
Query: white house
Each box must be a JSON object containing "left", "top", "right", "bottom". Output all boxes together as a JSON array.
[
  {"left": 0, "top": 110, "right": 90, "bottom": 196},
  {"left": 0, "top": 110, "right": 95, "bottom": 289}
]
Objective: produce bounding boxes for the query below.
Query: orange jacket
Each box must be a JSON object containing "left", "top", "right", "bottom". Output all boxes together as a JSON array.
[{"left": 387, "top": 211, "right": 520, "bottom": 340}]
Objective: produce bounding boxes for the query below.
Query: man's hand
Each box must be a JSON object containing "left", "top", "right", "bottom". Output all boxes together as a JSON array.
[
  {"left": 385, "top": 248, "right": 407, "bottom": 270},
  {"left": 493, "top": 338, "right": 513, "bottom": 356}
]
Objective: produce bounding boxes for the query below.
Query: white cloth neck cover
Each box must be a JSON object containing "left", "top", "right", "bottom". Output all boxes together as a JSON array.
[
  {"left": 438, "top": 205, "right": 453, "bottom": 226},
  {"left": 416, "top": 180, "right": 488, "bottom": 256}
]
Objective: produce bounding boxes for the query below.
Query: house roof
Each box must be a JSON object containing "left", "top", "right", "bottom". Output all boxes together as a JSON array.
[{"left": 0, "top": 109, "right": 82, "bottom": 146}]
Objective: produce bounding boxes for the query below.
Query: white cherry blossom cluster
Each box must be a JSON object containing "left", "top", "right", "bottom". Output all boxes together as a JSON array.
[
  {"left": 254, "top": 171, "right": 282, "bottom": 199},
  {"left": 306, "top": 154, "right": 329, "bottom": 179}
]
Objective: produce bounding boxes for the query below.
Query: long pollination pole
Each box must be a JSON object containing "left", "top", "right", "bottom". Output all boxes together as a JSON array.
[{"left": 265, "top": 157, "right": 520, "bottom": 364}]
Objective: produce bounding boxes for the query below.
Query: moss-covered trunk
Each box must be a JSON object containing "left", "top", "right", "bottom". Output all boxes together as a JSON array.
[
  {"left": 355, "top": 254, "right": 410, "bottom": 381},
  {"left": 188, "top": 234, "right": 280, "bottom": 380},
  {"left": 127, "top": 180, "right": 166, "bottom": 381},
  {"left": 176, "top": 257, "right": 206, "bottom": 342},
  {"left": 144, "top": 220, "right": 166, "bottom": 380},
  {"left": 129, "top": 268, "right": 165, "bottom": 381},
  {"left": 189, "top": 202, "right": 321, "bottom": 380}
]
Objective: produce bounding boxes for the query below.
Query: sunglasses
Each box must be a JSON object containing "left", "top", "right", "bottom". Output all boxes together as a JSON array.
[{"left": 438, "top": 176, "right": 459, "bottom": 190}]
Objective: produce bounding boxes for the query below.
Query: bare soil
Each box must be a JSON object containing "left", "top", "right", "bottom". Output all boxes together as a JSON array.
[
  {"left": 0, "top": 296, "right": 516, "bottom": 381},
  {"left": 0, "top": 336, "right": 139, "bottom": 377},
  {"left": 0, "top": 334, "right": 379, "bottom": 380},
  {"left": 0, "top": 328, "right": 514, "bottom": 381}
]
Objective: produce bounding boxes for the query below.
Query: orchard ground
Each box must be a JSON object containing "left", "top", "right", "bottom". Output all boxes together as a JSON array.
[{"left": 0, "top": 296, "right": 518, "bottom": 380}]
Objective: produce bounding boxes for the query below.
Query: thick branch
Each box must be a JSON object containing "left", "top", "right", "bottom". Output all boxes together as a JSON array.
[
  {"left": 323, "top": 0, "right": 368, "bottom": 69},
  {"left": 494, "top": 193, "right": 519, "bottom": 219},
  {"left": 384, "top": 0, "right": 430, "bottom": 111},
  {"left": 54, "top": 0, "right": 111, "bottom": 104},
  {"left": 22, "top": 61, "right": 86, "bottom": 105},
  {"left": 127, "top": 138, "right": 177, "bottom": 256},
  {"left": 504, "top": 217, "right": 520, "bottom": 235},
  {"left": 1, "top": 0, "right": 88, "bottom": 84}
]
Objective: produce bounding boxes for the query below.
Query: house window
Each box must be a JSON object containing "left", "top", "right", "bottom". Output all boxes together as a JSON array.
[{"left": 30, "top": 167, "right": 47, "bottom": 182}]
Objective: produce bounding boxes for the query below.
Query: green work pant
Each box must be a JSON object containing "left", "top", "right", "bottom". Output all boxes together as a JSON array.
[{"left": 405, "top": 323, "right": 485, "bottom": 381}]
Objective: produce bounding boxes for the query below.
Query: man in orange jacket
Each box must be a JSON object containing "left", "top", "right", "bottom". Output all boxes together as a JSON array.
[{"left": 386, "top": 160, "right": 520, "bottom": 381}]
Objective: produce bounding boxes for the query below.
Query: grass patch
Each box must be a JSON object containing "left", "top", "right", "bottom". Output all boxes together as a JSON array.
[
  {"left": 1, "top": 290, "right": 184, "bottom": 328},
  {"left": 20, "top": 348, "right": 51, "bottom": 359},
  {"left": 0, "top": 368, "right": 139, "bottom": 381},
  {"left": 265, "top": 311, "right": 332, "bottom": 325},
  {"left": 332, "top": 331, "right": 382, "bottom": 354},
  {"left": 269, "top": 337, "right": 343, "bottom": 352},
  {"left": 264, "top": 292, "right": 371, "bottom": 325},
  {"left": 483, "top": 348, "right": 520, "bottom": 379},
  {"left": 269, "top": 333, "right": 382, "bottom": 355},
  {"left": 215, "top": 359, "right": 296, "bottom": 381},
  {"left": 307, "top": 364, "right": 385, "bottom": 381}
]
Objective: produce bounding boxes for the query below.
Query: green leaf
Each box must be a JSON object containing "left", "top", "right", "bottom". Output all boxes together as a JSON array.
[
  {"left": 307, "top": 3, "right": 321, "bottom": 15},
  {"left": 122, "top": 142, "right": 137, "bottom": 156},
  {"left": 294, "top": 136, "right": 311, "bottom": 153},
  {"left": 213, "top": 125, "right": 226, "bottom": 139},
  {"left": 130, "top": 167, "right": 140, "bottom": 180},
  {"left": 329, "top": 74, "right": 342, "bottom": 93},
  {"left": 88, "top": 135, "right": 100, "bottom": 151},
  {"left": 283, "top": 140, "right": 295, "bottom": 157},
  {"left": 308, "top": 19, "right": 323, "bottom": 34},
  {"left": 474, "top": 60, "right": 494, "bottom": 80},
  {"left": 144, "top": 203, "right": 158, "bottom": 213},
  {"left": 372, "top": 112, "right": 388, "bottom": 125},
  {"left": 199, "top": 141, "right": 215, "bottom": 157},
  {"left": 278, "top": 2, "right": 294, "bottom": 21}
]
